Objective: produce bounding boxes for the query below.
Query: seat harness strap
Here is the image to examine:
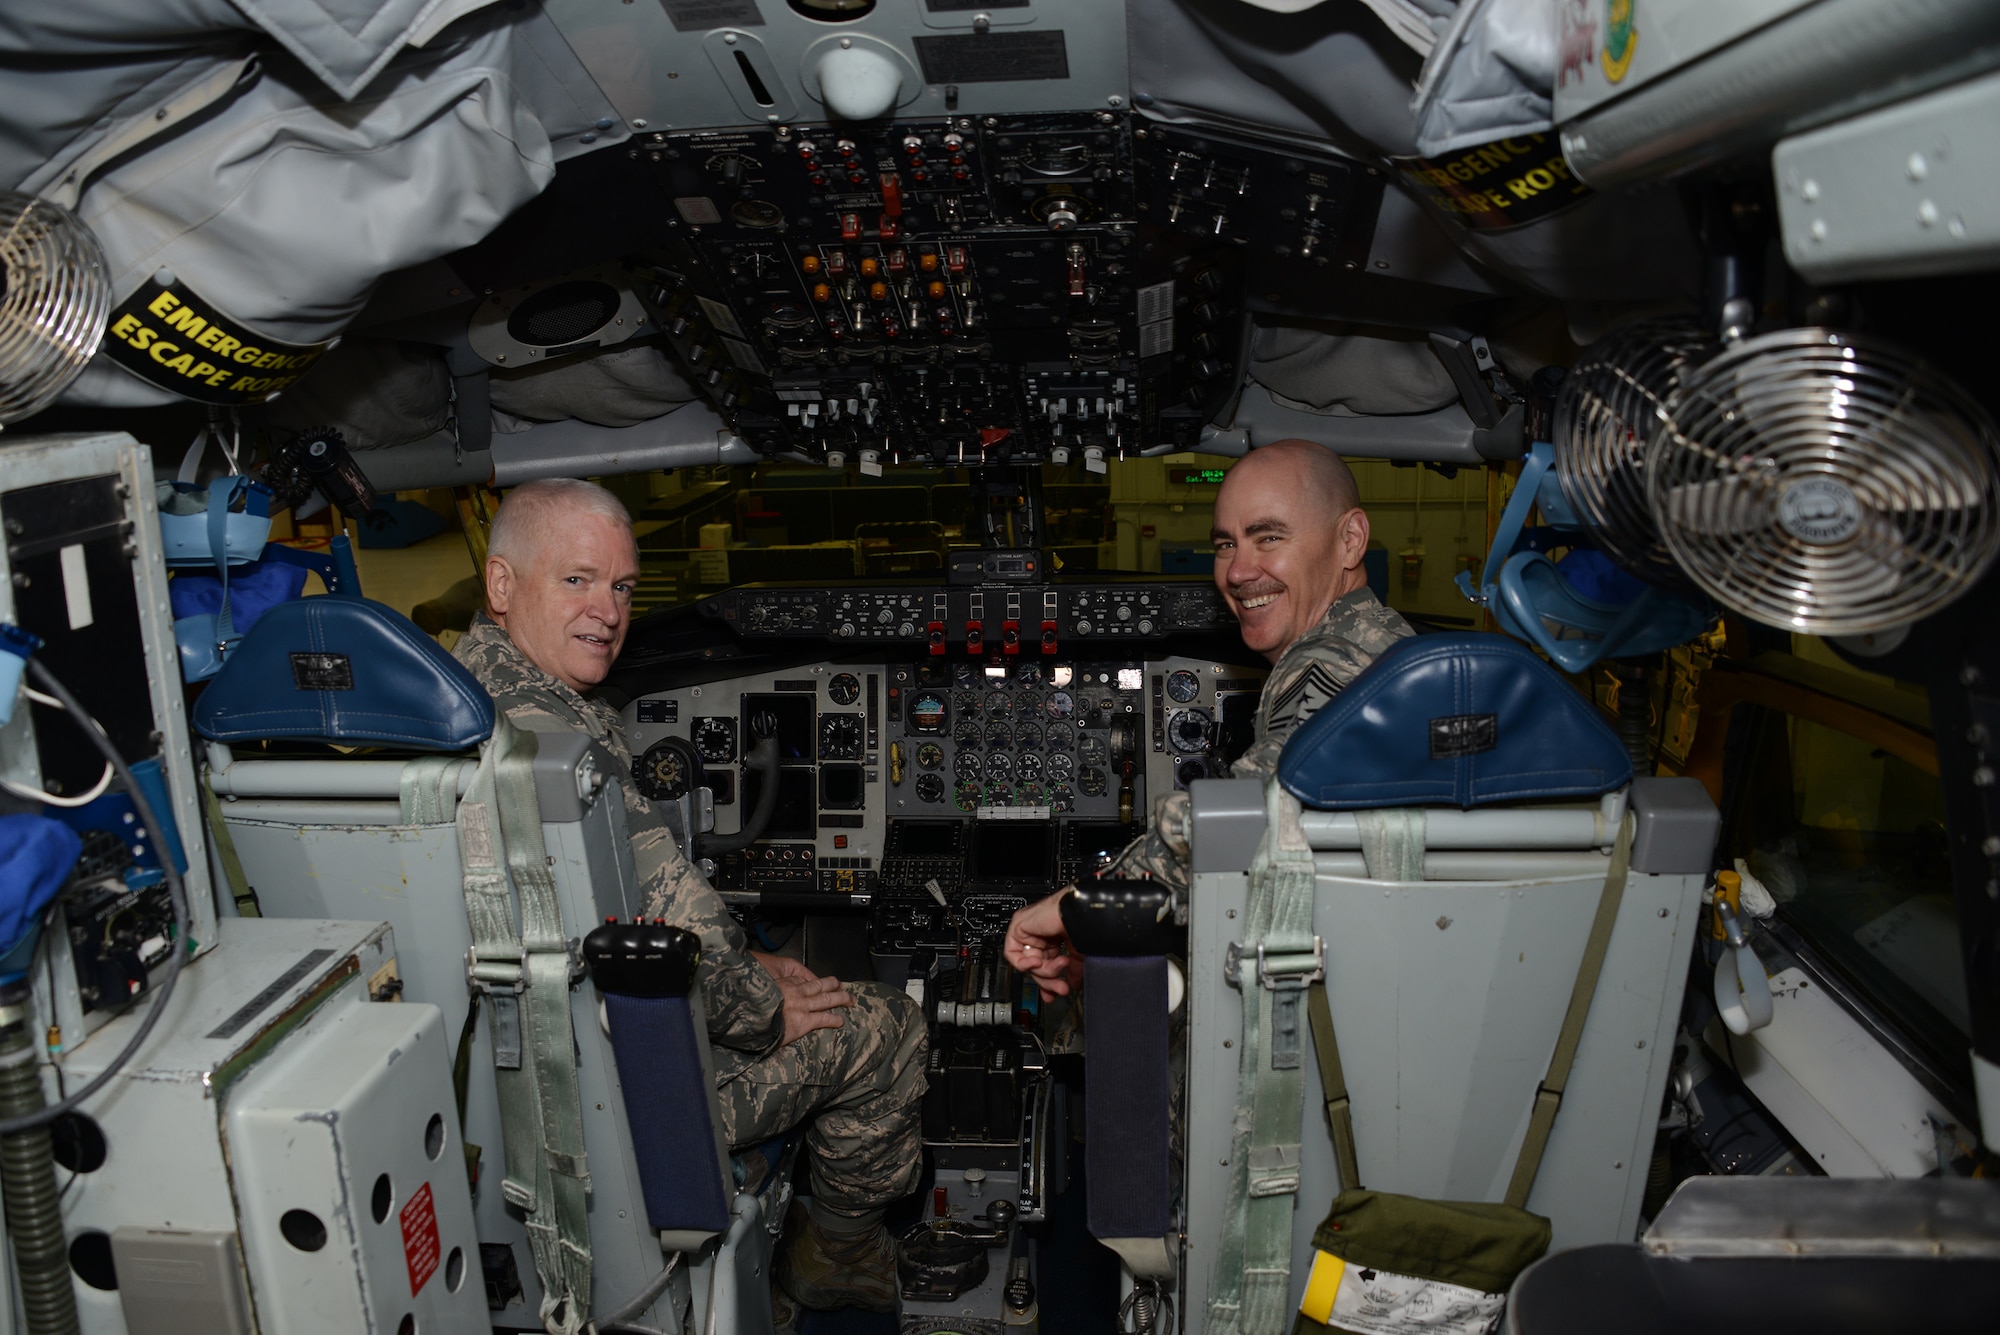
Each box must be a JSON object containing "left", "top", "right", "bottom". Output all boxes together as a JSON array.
[
  {"left": 1207, "top": 779, "right": 1321, "bottom": 1335},
  {"left": 455, "top": 719, "right": 593, "bottom": 1335}
]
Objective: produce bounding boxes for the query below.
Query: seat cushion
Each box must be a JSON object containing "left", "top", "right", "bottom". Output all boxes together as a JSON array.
[
  {"left": 193, "top": 596, "right": 493, "bottom": 750},
  {"left": 1278, "top": 633, "right": 1631, "bottom": 810}
]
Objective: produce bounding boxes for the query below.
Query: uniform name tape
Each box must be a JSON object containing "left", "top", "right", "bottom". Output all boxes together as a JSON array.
[
  {"left": 101, "top": 278, "right": 333, "bottom": 405},
  {"left": 1394, "top": 132, "right": 1590, "bottom": 232}
]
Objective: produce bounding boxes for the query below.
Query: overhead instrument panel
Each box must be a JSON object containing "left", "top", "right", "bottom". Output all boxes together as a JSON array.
[{"left": 543, "top": 0, "right": 1130, "bottom": 131}]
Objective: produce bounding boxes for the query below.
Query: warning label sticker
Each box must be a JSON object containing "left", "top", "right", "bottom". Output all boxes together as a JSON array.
[
  {"left": 1394, "top": 132, "right": 1590, "bottom": 231},
  {"left": 401, "top": 1181, "right": 441, "bottom": 1296},
  {"left": 100, "top": 279, "right": 333, "bottom": 405}
]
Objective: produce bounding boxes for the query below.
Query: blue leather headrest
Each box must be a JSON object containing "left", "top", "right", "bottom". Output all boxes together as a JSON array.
[
  {"left": 1278, "top": 633, "right": 1631, "bottom": 810},
  {"left": 193, "top": 597, "right": 494, "bottom": 750}
]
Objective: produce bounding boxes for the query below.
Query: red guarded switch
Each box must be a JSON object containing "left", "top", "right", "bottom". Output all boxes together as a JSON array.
[
  {"left": 1001, "top": 619, "right": 1021, "bottom": 655},
  {"left": 1041, "top": 620, "right": 1059, "bottom": 654},
  {"left": 840, "top": 212, "right": 862, "bottom": 241},
  {"left": 927, "top": 621, "right": 947, "bottom": 656},
  {"left": 964, "top": 620, "right": 983, "bottom": 653},
  {"left": 879, "top": 173, "right": 904, "bottom": 218}
]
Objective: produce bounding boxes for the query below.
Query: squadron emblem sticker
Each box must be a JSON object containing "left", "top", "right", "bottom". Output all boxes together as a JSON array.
[
  {"left": 101, "top": 276, "right": 333, "bottom": 405},
  {"left": 1601, "top": 0, "right": 1637, "bottom": 83}
]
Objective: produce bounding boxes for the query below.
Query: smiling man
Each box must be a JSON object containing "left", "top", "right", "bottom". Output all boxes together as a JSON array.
[
  {"left": 1005, "top": 439, "right": 1413, "bottom": 997},
  {"left": 454, "top": 478, "right": 926, "bottom": 1314}
]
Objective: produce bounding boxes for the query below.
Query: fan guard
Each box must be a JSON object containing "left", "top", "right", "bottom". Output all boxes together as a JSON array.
[
  {"left": 1551, "top": 318, "right": 1717, "bottom": 590},
  {"left": 0, "top": 192, "right": 110, "bottom": 425},
  {"left": 1647, "top": 328, "right": 2000, "bottom": 635}
]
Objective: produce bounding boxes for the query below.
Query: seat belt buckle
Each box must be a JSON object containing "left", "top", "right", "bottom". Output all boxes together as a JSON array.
[
  {"left": 1225, "top": 938, "right": 1324, "bottom": 1071},
  {"left": 1225, "top": 937, "right": 1325, "bottom": 991}
]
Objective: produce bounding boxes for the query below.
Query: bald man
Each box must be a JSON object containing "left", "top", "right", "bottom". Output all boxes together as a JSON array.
[
  {"left": 453, "top": 479, "right": 925, "bottom": 1313},
  {"left": 1005, "top": 440, "right": 1414, "bottom": 997}
]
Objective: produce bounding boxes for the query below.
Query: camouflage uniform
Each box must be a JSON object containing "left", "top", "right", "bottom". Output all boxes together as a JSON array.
[
  {"left": 455, "top": 615, "right": 925, "bottom": 1216},
  {"left": 1107, "top": 587, "right": 1414, "bottom": 895}
]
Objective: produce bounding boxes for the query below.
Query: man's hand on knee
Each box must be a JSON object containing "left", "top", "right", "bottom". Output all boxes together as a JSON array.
[
  {"left": 755, "top": 951, "right": 856, "bottom": 1045},
  {"left": 1003, "top": 888, "right": 1085, "bottom": 1002}
]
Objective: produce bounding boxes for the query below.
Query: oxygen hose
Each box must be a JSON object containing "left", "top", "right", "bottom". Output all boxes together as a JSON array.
[{"left": 0, "top": 981, "right": 79, "bottom": 1335}]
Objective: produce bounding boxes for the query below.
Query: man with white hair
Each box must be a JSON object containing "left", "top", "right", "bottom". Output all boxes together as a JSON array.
[
  {"left": 1005, "top": 440, "right": 1415, "bottom": 997},
  {"left": 453, "top": 478, "right": 924, "bottom": 1314}
]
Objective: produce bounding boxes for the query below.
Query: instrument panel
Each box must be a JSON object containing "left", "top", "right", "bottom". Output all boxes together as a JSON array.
[{"left": 622, "top": 650, "right": 1264, "bottom": 907}]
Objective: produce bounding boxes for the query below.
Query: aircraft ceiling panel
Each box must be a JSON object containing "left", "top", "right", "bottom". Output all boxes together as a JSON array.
[{"left": 544, "top": 0, "right": 1130, "bottom": 133}]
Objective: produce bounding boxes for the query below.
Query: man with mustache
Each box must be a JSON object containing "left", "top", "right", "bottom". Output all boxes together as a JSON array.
[
  {"left": 1004, "top": 439, "right": 1413, "bottom": 997},
  {"left": 454, "top": 478, "right": 924, "bottom": 1314}
]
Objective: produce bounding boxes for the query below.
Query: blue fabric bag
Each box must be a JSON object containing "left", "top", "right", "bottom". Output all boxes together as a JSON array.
[
  {"left": 170, "top": 560, "right": 309, "bottom": 639},
  {"left": 0, "top": 814, "right": 83, "bottom": 982}
]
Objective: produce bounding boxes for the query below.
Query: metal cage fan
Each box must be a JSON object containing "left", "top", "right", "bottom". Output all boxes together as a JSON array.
[
  {"left": 1551, "top": 318, "right": 1718, "bottom": 589},
  {"left": 0, "top": 192, "right": 110, "bottom": 426},
  {"left": 1646, "top": 328, "right": 2000, "bottom": 635}
]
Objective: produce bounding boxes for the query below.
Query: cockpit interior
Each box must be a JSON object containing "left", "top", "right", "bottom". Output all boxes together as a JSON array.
[{"left": 3, "top": 2, "right": 1999, "bottom": 1334}]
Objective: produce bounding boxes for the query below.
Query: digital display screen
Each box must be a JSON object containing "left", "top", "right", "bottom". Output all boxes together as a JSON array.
[
  {"left": 1176, "top": 467, "right": 1226, "bottom": 484},
  {"left": 1117, "top": 668, "right": 1144, "bottom": 691},
  {"left": 894, "top": 821, "right": 961, "bottom": 858},
  {"left": 819, "top": 764, "right": 864, "bottom": 810},
  {"left": 971, "top": 820, "right": 1055, "bottom": 883},
  {"left": 741, "top": 767, "right": 816, "bottom": 840},
  {"left": 742, "top": 694, "right": 816, "bottom": 761},
  {"left": 1065, "top": 822, "right": 1138, "bottom": 871}
]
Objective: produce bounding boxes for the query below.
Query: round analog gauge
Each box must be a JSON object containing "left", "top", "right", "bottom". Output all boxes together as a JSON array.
[
  {"left": 953, "top": 690, "right": 981, "bottom": 716},
  {"left": 1078, "top": 767, "right": 1108, "bottom": 797},
  {"left": 953, "top": 779, "right": 982, "bottom": 812},
  {"left": 828, "top": 672, "right": 861, "bottom": 705},
  {"left": 693, "top": 716, "right": 737, "bottom": 764},
  {"left": 1046, "top": 722, "right": 1075, "bottom": 752},
  {"left": 984, "top": 751, "right": 1013, "bottom": 778},
  {"left": 730, "top": 199, "right": 784, "bottom": 229},
  {"left": 984, "top": 722, "right": 1013, "bottom": 750},
  {"left": 1016, "top": 781, "right": 1047, "bottom": 807},
  {"left": 1014, "top": 721, "right": 1044, "bottom": 752},
  {"left": 1165, "top": 707, "right": 1215, "bottom": 756},
  {"left": 1079, "top": 735, "right": 1109, "bottom": 768},
  {"left": 635, "top": 738, "right": 697, "bottom": 802},
  {"left": 915, "top": 742, "right": 944, "bottom": 771},
  {"left": 953, "top": 661, "right": 978, "bottom": 685},
  {"left": 954, "top": 750, "right": 984, "bottom": 779},
  {"left": 1015, "top": 663, "right": 1043, "bottom": 688},
  {"left": 908, "top": 693, "right": 947, "bottom": 733},
  {"left": 1047, "top": 782, "right": 1075, "bottom": 813},
  {"left": 1166, "top": 670, "right": 1201, "bottom": 704},
  {"left": 953, "top": 721, "right": 983, "bottom": 750},
  {"left": 818, "top": 713, "right": 864, "bottom": 760},
  {"left": 1016, "top": 752, "right": 1046, "bottom": 783},
  {"left": 984, "top": 690, "right": 1011, "bottom": 715},
  {"left": 1044, "top": 690, "right": 1074, "bottom": 720},
  {"left": 914, "top": 773, "right": 945, "bottom": 803},
  {"left": 982, "top": 780, "right": 1012, "bottom": 806},
  {"left": 1048, "top": 750, "right": 1075, "bottom": 777}
]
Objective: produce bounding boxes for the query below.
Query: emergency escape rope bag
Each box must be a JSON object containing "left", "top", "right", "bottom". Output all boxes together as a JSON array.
[{"left": 1293, "top": 813, "right": 1637, "bottom": 1335}]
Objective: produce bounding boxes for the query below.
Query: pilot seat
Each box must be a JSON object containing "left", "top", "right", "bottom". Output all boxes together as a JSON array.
[
  {"left": 191, "top": 595, "right": 790, "bottom": 1335},
  {"left": 1084, "top": 632, "right": 1718, "bottom": 1329}
]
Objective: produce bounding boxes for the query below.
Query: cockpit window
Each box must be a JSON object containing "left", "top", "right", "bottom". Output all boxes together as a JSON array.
[
  {"left": 613, "top": 454, "right": 1491, "bottom": 629},
  {"left": 1721, "top": 671, "right": 1965, "bottom": 1059}
]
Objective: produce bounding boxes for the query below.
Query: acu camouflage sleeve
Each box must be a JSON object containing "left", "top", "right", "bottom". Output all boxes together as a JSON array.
[{"left": 1106, "top": 790, "right": 1192, "bottom": 899}]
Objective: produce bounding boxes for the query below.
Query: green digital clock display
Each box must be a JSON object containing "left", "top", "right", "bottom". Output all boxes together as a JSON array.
[{"left": 1176, "top": 468, "right": 1227, "bottom": 485}]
